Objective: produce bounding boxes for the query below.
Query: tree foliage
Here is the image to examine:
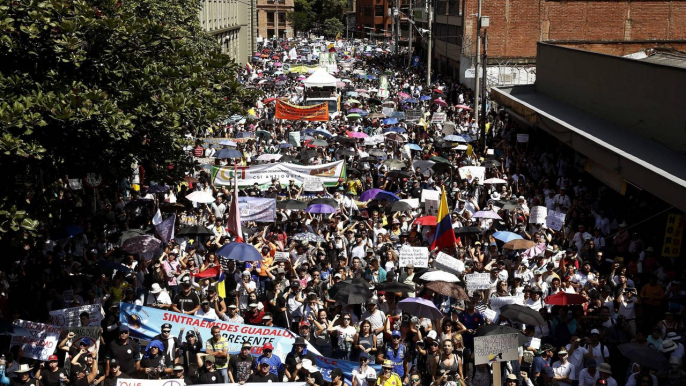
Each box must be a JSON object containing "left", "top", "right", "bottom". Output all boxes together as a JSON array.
[
  {"left": 0, "top": 0, "right": 257, "bottom": 238},
  {"left": 322, "top": 17, "right": 344, "bottom": 38}
]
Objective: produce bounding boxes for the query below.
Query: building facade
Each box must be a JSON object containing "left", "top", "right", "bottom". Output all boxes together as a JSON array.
[
  {"left": 199, "top": 0, "right": 255, "bottom": 64},
  {"left": 355, "top": 0, "right": 391, "bottom": 39},
  {"left": 256, "top": 0, "right": 294, "bottom": 39}
]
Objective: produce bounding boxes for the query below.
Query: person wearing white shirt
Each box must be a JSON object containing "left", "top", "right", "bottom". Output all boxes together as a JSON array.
[
  {"left": 565, "top": 338, "right": 588, "bottom": 381},
  {"left": 577, "top": 358, "right": 599, "bottom": 386},
  {"left": 146, "top": 283, "right": 173, "bottom": 308},
  {"left": 196, "top": 299, "right": 218, "bottom": 319},
  {"left": 597, "top": 363, "right": 618, "bottom": 386},
  {"left": 584, "top": 329, "right": 610, "bottom": 365},
  {"left": 552, "top": 349, "right": 576, "bottom": 386},
  {"left": 351, "top": 352, "right": 376, "bottom": 386}
]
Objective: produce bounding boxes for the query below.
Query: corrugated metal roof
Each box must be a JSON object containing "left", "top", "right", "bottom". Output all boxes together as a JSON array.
[{"left": 638, "top": 52, "right": 686, "bottom": 69}]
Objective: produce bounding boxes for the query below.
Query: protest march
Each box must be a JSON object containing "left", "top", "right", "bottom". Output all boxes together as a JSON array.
[{"left": 0, "top": 34, "right": 685, "bottom": 386}]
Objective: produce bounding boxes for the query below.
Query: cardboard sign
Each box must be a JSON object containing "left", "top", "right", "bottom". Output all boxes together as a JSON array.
[
  {"left": 421, "top": 189, "right": 440, "bottom": 203},
  {"left": 546, "top": 210, "right": 566, "bottom": 231},
  {"left": 238, "top": 197, "right": 276, "bottom": 222},
  {"left": 517, "top": 134, "right": 529, "bottom": 143},
  {"left": 274, "top": 251, "right": 291, "bottom": 262},
  {"left": 424, "top": 199, "right": 439, "bottom": 216},
  {"left": 474, "top": 333, "right": 520, "bottom": 365},
  {"left": 302, "top": 177, "right": 325, "bottom": 192},
  {"left": 465, "top": 273, "right": 491, "bottom": 292},
  {"left": 458, "top": 166, "right": 485, "bottom": 184},
  {"left": 530, "top": 206, "right": 548, "bottom": 224},
  {"left": 406, "top": 109, "right": 422, "bottom": 122},
  {"left": 432, "top": 113, "right": 446, "bottom": 123},
  {"left": 489, "top": 295, "right": 524, "bottom": 312},
  {"left": 11, "top": 320, "right": 61, "bottom": 361},
  {"left": 442, "top": 122, "right": 456, "bottom": 135},
  {"left": 482, "top": 309, "right": 497, "bottom": 322},
  {"left": 662, "top": 213, "right": 684, "bottom": 258},
  {"left": 399, "top": 246, "right": 429, "bottom": 268},
  {"left": 50, "top": 304, "right": 104, "bottom": 327},
  {"left": 435, "top": 252, "right": 466, "bottom": 274},
  {"left": 528, "top": 337, "right": 541, "bottom": 350},
  {"left": 65, "top": 326, "right": 101, "bottom": 355}
]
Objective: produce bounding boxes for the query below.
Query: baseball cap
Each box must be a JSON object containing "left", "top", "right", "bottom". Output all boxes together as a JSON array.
[
  {"left": 259, "top": 357, "right": 270, "bottom": 366},
  {"left": 391, "top": 330, "right": 401, "bottom": 337},
  {"left": 590, "top": 329, "right": 600, "bottom": 335},
  {"left": 48, "top": 355, "right": 59, "bottom": 362},
  {"left": 263, "top": 342, "right": 274, "bottom": 351}
]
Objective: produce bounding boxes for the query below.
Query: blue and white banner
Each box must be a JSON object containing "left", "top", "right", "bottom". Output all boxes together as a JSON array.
[{"left": 238, "top": 197, "right": 276, "bottom": 222}]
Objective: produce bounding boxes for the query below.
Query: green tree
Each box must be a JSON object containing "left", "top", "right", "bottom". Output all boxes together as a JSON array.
[
  {"left": 322, "top": 17, "right": 344, "bottom": 38},
  {"left": 0, "top": 0, "right": 257, "bottom": 238}
]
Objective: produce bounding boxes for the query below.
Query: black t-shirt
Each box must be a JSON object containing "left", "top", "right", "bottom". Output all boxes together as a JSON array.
[
  {"left": 41, "top": 368, "right": 68, "bottom": 386},
  {"left": 151, "top": 334, "right": 181, "bottom": 364},
  {"left": 103, "top": 373, "right": 131, "bottom": 386},
  {"left": 229, "top": 355, "right": 255, "bottom": 383},
  {"left": 284, "top": 351, "right": 317, "bottom": 381},
  {"left": 197, "top": 370, "right": 223, "bottom": 384},
  {"left": 67, "top": 347, "right": 89, "bottom": 370},
  {"left": 174, "top": 291, "right": 200, "bottom": 312},
  {"left": 247, "top": 372, "right": 279, "bottom": 383},
  {"left": 106, "top": 339, "right": 140, "bottom": 376},
  {"left": 12, "top": 379, "right": 43, "bottom": 386}
]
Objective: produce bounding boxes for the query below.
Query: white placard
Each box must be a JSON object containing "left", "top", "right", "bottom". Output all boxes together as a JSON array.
[
  {"left": 489, "top": 295, "right": 524, "bottom": 313},
  {"left": 432, "top": 112, "right": 446, "bottom": 123},
  {"left": 399, "top": 246, "right": 429, "bottom": 268},
  {"left": 399, "top": 198, "right": 419, "bottom": 209},
  {"left": 424, "top": 199, "right": 439, "bottom": 216},
  {"left": 528, "top": 337, "right": 541, "bottom": 350},
  {"left": 421, "top": 189, "right": 441, "bottom": 202},
  {"left": 65, "top": 326, "right": 101, "bottom": 355},
  {"left": 546, "top": 210, "right": 566, "bottom": 231},
  {"left": 458, "top": 166, "right": 486, "bottom": 184},
  {"left": 530, "top": 206, "right": 548, "bottom": 224},
  {"left": 49, "top": 304, "right": 104, "bottom": 327},
  {"left": 482, "top": 309, "right": 497, "bottom": 322},
  {"left": 517, "top": 134, "right": 529, "bottom": 143},
  {"left": 11, "top": 320, "right": 61, "bottom": 361},
  {"left": 274, "top": 251, "right": 291, "bottom": 261},
  {"left": 442, "top": 122, "right": 456, "bottom": 135},
  {"left": 486, "top": 149, "right": 495, "bottom": 155},
  {"left": 302, "top": 177, "right": 324, "bottom": 192},
  {"left": 474, "top": 333, "right": 520, "bottom": 365},
  {"left": 465, "top": 273, "right": 491, "bottom": 292},
  {"left": 435, "top": 252, "right": 466, "bottom": 274}
]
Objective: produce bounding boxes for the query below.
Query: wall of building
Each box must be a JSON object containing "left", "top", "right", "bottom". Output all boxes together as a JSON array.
[
  {"left": 256, "top": 0, "right": 294, "bottom": 39},
  {"left": 355, "top": 0, "right": 391, "bottom": 38},
  {"left": 535, "top": 43, "right": 686, "bottom": 154},
  {"left": 199, "top": 0, "right": 252, "bottom": 63}
]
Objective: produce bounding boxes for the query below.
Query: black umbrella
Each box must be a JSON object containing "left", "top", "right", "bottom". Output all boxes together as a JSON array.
[
  {"left": 281, "top": 155, "right": 299, "bottom": 163},
  {"left": 431, "top": 163, "right": 452, "bottom": 174},
  {"left": 618, "top": 343, "right": 670, "bottom": 371},
  {"left": 117, "top": 229, "right": 148, "bottom": 246},
  {"left": 476, "top": 325, "right": 529, "bottom": 346},
  {"left": 375, "top": 282, "right": 416, "bottom": 294},
  {"left": 276, "top": 199, "right": 308, "bottom": 210},
  {"left": 337, "top": 149, "right": 357, "bottom": 156},
  {"left": 367, "top": 149, "right": 386, "bottom": 157},
  {"left": 499, "top": 304, "right": 546, "bottom": 326},
  {"left": 386, "top": 170, "right": 411, "bottom": 179},
  {"left": 334, "top": 283, "right": 373, "bottom": 305},
  {"left": 333, "top": 137, "right": 357, "bottom": 145},
  {"left": 309, "top": 198, "right": 338, "bottom": 207},
  {"left": 359, "top": 156, "right": 379, "bottom": 163},
  {"left": 367, "top": 98, "right": 382, "bottom": 105},
  {"left": 384, "top": 201, "right": 413, "bottom": 213},
  {"left": 146, "top": 185, "right": 170, "bottom": 194},
  {"left": 176, "top": 226, "right": 213, "bottom": 237},
  {"left": 347, "top": 168, "right": 362, "bottom": 176},
  {"left": 484, "top": 160, "right": 501, "bottom": 168},
  {"left": 300, "top": 150, "right": 318, "bottom": 159},
  {"left": 454, "top": 226, "right": 482, "bottom": 234}
]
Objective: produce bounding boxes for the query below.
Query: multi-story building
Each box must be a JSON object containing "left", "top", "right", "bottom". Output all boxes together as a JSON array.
[
  {"left": 355, "top": 0, "right": 391, "bottom": 39},
  {"left": 198, "top": 0, "right": 255, "bottom": 64},
  {"left": 256, "top": 0, "right": 295, "bottom": 39}
]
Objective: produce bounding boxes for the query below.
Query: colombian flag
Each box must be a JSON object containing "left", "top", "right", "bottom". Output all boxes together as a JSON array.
[{"left": 430, "top": 186, "right": 457, "bottom": 251}]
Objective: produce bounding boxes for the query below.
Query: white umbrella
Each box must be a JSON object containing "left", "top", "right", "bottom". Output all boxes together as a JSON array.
[
  {"left": 257, "top": 154, "right": 282, "bottom": 161},
  {"left": 185, "top": 191, "right": 215, "bottom": 204},
  {"left": 420, "top": 270, "right": 460, "bottom": 283},
  {"left": 483, "top": 178, "right": 507, "bottom": 184}
]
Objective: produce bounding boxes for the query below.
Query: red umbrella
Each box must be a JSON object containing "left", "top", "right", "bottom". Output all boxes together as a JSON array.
[
  {"left": 432, "top": 89, "right": 444, "bottom": 94},
  {"left": 455, "top": 104, "right": 473, "bottom": 111},
  {"left": 413, "top": 216, "right": 437, "bottom": 226},
  {"left": 263, "top": 97, "right": 278, "bottom": 103},
  {"left": 544, "top": 292, "right": 587, "bottom": 306}
]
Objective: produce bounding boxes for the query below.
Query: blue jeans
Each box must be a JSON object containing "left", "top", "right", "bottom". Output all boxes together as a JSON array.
[{"left": 217, "top": 367, "right": 229, "bottom": 383}]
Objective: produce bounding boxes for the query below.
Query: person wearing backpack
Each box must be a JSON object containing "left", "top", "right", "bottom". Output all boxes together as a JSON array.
[{"left": 583, "top": 329, "right": 609, "bottom": 366}]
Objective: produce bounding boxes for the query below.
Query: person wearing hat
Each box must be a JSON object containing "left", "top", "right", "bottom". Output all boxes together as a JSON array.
[
  {"left": 247, "top": 357, "right": 278, "bottom": 383},
  {"left": 13, "top": 363, "right": 41, "bottom": 386},
  {"left": 255, "top": 342, "right": 283, "bottom": 379},
  {"left": 176, "top": 327, "right": 203, "bottom": 380},
  {"left": 167, "top": 359, "right": 194, "bottom": 385},
  {"left": 352, "top": 352, "right": 376, "bottom": 386},
  {"left": 34, "top": 355, "right": 69, "bottom": 386},
  {"left": 206, "top": 285, "right": 228, "bottom": 320},
  {"left": 584, "top": 329, "right": 610, "bottom": 366},
  {"left": 531, "top": 344, "right": 554, "bottom": 379},
  {"left": 236, "top": 270, "right": 257, "bottom": 312},
  {"left": 376, "top": 359, "right": 402, "bottom": 386},
  {"left": 361, "top": 298, "right": 386, "bottom": 348},
  {"left": 101, "top": 359, "right": 132, "bottom": 386},
  {"left": 329, "top": 368, "right": 345, "bottom": 386},
  {"left": 172, "top": 276, "right": 201, "bottom": 315},
  {"left": 597, "top": 363, "right": 617, "bottom": 386},
  {"left": 141, "top": 340, "right": 170, "bottom": 379},
  {"left": 552, "top": 348, "right": 575, "bottom": 386},
  {"left": 577, "top": 358, "right": 599, "bottom": 386},
  {"left": 228, "top": 342, "right": 256, "bottom": 383},
  {"left": 225, "top": 303, "right": 244, "bottom": 324},
  {"left": 195, "top": 297, "right": 218, "bottom": 319},
  {"left": 104, "top": 325, "right": 140, "bottom": 376},
  {"left": 197, "top": 355, "right": 222, "bottom": 384},
  {"left": 285, "top": 337, "right": 316, "bottom": 381},
  {"left": 377, "top": 330, "right": 408, "bottom": 381},
  {"left": 205, "top": 326, "right": 229, "bottom": 383},
  {"left": 150, "top": 323, "right": 181, "bottom": 366}
]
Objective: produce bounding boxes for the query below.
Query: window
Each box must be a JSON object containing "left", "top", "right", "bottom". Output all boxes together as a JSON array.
[
  {"left": 365, "top": 5, "right": 372, "bottom": 16},
  {"left": 375, "top": 6, "right": 384, "bottom": 17},
  {"left": 267, "top": 11, "right": 274, "bottom": 25}
]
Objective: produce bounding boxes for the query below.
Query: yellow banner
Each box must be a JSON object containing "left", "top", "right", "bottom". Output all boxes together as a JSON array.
[
  {"left": 275, "top": 100, "right": 329, "bottom": 121},
  {"left": 662, "top": 213, "right": 684, "bottom": 257}
]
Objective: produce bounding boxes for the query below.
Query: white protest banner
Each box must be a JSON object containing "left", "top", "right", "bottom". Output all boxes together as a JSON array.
[
  {"left": 517, "top": 134, "right": 529, "bottom": 143},
  {"left": 412, "top": 161, "right": 435, "bottom": 176},
  {"left": 302, "top": 177, "right": 324, "bottom": 192},
  {"left": 65, "top": 326, "right": 101, "bottom": 354},
  {"left": 238, "top": 197, "right": 276, "bottom": 222},
  {"left": 435, "top": 252, "right": 466, "bottom": 274},
  {"left": 442, "top": 122, "right": 456, "bottom": 135},
  {"left": 378, "top": 75, "right": 389, "bottom": 98},
  {"left": 382, "top": 107, "right": 394, "bottom": 117},
  {"left": 489, "top": 295, "right": 524, "bottom": 313},
  {"left": 546, "top": 210, "right": 566, "bottom": 231},
  {"left": 11, "top": 320, "right": 61, "bottom": 361},
  {"left": 421, "top": 189, "right": 440, "bottom": 203},
  {"left": 482, "top": 309, "right": 497, "bottom": 322},
  {"left": 50, "top": 304, "right": 104, "bottom": 327},
  {"left": 458, "top": 166, "right": 486, "bottom": 184},
  {"left": 432, "top": 113, "right": 446, "bottom": 123},
  {"left": 424, "top": 199, "right": 439, "bottom": 216},
  {"left": 274, "top": 251, "right": 291, "bottom": 262},
  {"left": 213, "top": 160, "right": 345, "bottom": 189},
  {"left": 474, "top": 333, "right": 520, "bottom": 365},
  {"left": 465, "top": 273, "right": 491, "bottom": 292},
  {"left": 528, "top": 337, "right": 541, "bottom": 350},
  {"left": 530, "top": 206, "right": 548, "bottom": 224},
  {"left": 399, "top": 246, "right": 429, "bottom": 268},
  {"left": 406, "top": 110, "right": 422, "bottom": 122}
]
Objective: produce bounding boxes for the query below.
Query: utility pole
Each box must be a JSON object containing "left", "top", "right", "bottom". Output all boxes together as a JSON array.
[
  {"left": 425, "top": 1, "right": 432, "bottom": 87},
  {"left": 408, "top": 0, "right": 413, "bottom": 65},
  {"left": 275, "top": 0, "right": 279, "bottom": 39},
  {"left": 473, "top": 0, "right": 482, "bottom": 130},
  {"left": 481, "top": 26, "right": 488, "bottom": 148}
]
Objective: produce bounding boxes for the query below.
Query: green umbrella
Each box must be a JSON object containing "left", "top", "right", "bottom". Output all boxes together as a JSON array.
[
  {"left": 347, "top": 99, "right": 361, "bottom": 105},
  {"left": 347, "top": 113, "right": 362, "bottom": 119},
  {"left": 256, "top": 130, "right": 271, "bottom": 138},
  {"left": 383, "top": 159, "right": 406, "bottom": 170},
  {"left": 430, "top": 156, "right": 451, "bottom": 164}
]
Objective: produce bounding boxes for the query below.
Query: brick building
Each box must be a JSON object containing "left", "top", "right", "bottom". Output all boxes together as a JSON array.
[
  {"left": 199, "top": 0, "right": 254, "bottom": 64},
  {"left": 355, "top": 0, "right": 392, "bottom": 39},
  {"left": 412, "top": 0, "right": 686, "bottom": 87},
  {"left": 256, "top": 0, "right": 294, "bottom": 39}
]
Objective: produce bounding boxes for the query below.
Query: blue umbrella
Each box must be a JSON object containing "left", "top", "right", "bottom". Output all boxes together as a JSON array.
[
  {"left": 314, "top": 129, "right": 334, "bottom": 138},
  {"left": 384, "top": 126, "right": 406, "bottom": 133},
  {"left": 360, "top": 188, "right": 384, "bottom": 201},
  {"left": 280, "top": 143, "right": 293, "bottom": 148},
  {"left": 146, "top": 185, "right": 170, "bottom": 193},
  {"left": 419, "top": 95, "right": 432, "bottom": 101},
  {"left": 219, "top": 139, "right": 237, "bottom": 146},
  {"left": 367, "top": 75, "right": 378, "bottom": 80},
  {"left": 444, "top": 135, "right": 466, "bottom": 142},
  {"left": 347, "top": 91, "right": 359, "bottom": 97},
  {"left": 302, "top": 129, "right": 316, "bottom": 134},
  {"left": 236, "top": 132, "right": 254, "bottom": 138},
  {"left": 403, "top": 98, "right": 418, "bottom": 103},
  {"left": 382, "top": 118, "right": 398, "bottom": 125},
  {"left": 407, "top": 143, "right": 423, "bottom": 151},
  {"left": 459, "top": 134, "right": 474, "bottom": 143},
  {"left": 376, "top": 191, "right": 400, "bottom": 202},
  {"left": 216, "top": 243, "right": 263, "bottom": 262},
  {"left": 215, "top": 149, "right": 243, "bottom": 159},
  {"left": 493, "top": 231, "right": 523, "bottom": 243}
]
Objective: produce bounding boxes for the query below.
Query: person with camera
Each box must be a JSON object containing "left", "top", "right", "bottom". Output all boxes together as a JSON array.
[
  {"left": 34, "top": 356, "right": 68, "bottom": 386},
  {"left": 616, "top": 283, "right": 640, "bottom": 335},
  {"left": 204, "top": 326, "right": 229, "bottom": 383},
  {"left": 140, "top": 340, "right": 171, "bottom": 379},
  {"left": 177, "top": 327, "right": 203, "bottom": 380}
]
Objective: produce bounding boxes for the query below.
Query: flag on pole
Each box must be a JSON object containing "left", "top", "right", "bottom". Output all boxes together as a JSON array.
[
  {"left": 152, "top": 209, "right": 163, "bottom": 226},
  {"left": 226, "top": 164, "right": 243, "bottom": 242},
  {"left": 430, "top": 186, "right": 457, "bottom": 251}
]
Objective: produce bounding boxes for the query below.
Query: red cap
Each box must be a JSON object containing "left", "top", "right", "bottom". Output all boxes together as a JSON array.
[
  {"left": 299, "top": 321, "right": 310, "bottom": 327},
  {"left": 263, "top": 342, "right": 274, "bottom": 350},
  {"left": 48, "top": 355, "right": 58, "bottom": 362}
]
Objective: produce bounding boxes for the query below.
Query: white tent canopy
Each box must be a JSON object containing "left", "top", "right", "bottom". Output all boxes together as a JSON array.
[{"left": 303, "top": 68, "right": 339, "bottom": 88}]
